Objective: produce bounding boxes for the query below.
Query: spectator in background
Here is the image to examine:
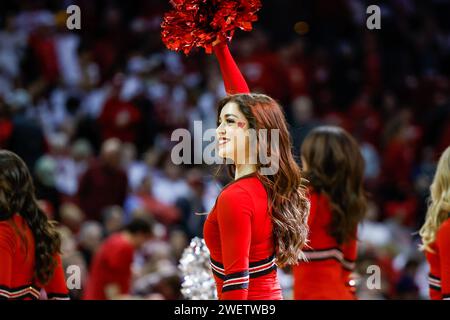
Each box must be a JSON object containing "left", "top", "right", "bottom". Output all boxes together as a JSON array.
[
  {"left": 47, "top": 133, "right": 78, "bottom": 197},
  {"left": 57, "top": 225, "right": 87, "bottom": 300},
  {"left": 380, "top": 109, "right": 422, "bottom": 226},
  {"left": 395, "top": 259, "right": 420, "bottom": 299},
  {"left": 6, "top": 100, "right": 47, "bottom": 170},
  {"left": 77, "top": 138, "right": 128, "bottom": 221},
  {"left": 124, "top": 175, "right": 180, "bottom": 226},
  {"left": 34, "top": 154, "right": 60, "bottom": 218},
  {"left": 102, "top": 205, "right": 125, "bottom": 237},
  {"left": 59, "top": 139, "right": 93, "bottom": 200},
  {"left": 78, "top": 220, "right": 104, "bottom": 269},
  {"left": 176, "top": 168, "right": 210, "bottom": 238},
  {"left": 381, "top": 109, "right": 421, "bottom": 196},
  {"left": 151, "top": 156, "right": 190, "bottom": 205},
  {"left": 122, "top": 142, "right": 148, "bottom": 191},
  {"left": 83, "top": 217, "right": 154, "bottom": 300},
  {"left": 288, "top": 95, "right": 320, "bottom": 159},
  {"left": 0, "top": 98, "right": 13, "bottom": 148},
  {"left": 59, "top": 202, "right": 85, "bottom": 235},
  {"left": 98, "top": 73, "right": 142, "bottom": 143},
  {"left": 26, "top": 13, "right": 59, "bottom": 84},
  {"left": 0, "top": 14, "right": 28, "bottom": 82}
]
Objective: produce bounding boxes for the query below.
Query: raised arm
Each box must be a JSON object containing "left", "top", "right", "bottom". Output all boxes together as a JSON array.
[
  {"left": 162, "top": 0, "right": 260, "bottom": 94},
  {"left": 213, "top": 43, "right": 250, "bottom": 95}
]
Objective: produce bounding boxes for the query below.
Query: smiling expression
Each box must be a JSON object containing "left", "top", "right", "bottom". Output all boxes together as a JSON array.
[{"left": 216, "top": 102, "right": 250, "bottom": 163}]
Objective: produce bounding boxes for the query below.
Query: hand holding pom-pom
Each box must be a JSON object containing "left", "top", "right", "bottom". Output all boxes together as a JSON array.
[{"left": 161, "top": 0, "right": 262, "bottom": 55}]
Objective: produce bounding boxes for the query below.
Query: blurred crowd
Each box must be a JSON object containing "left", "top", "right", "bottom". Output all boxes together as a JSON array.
[{"left": 0, "top": 0, "right": 449, "bottom": 299}]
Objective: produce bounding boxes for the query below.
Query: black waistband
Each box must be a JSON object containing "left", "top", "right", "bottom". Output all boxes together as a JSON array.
[{"left": 210, "top": 254, "right": 277, "bottom": 280}]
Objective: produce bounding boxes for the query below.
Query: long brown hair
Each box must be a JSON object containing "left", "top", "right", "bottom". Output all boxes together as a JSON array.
[
  {"left": 301, "top": 126, "right": 367, "bottom": 244},
  {"left": 217, "top": 93, "right": 310, "bottom": 267},
  {"left": 0, "top": 150, "right": 61, "bottom": 285}
]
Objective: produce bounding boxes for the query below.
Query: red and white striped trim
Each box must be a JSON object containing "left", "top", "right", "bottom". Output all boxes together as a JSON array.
[
  {"left": 211, "top": 258, "right": 276, "bottom": 276},
  {"left": 0, "top": 286, "right": 40, "bottom": 300},
  {"left": 428, "top": 276, "right": 441, "bottom": 290},
  {"left": 210, "top": 254, "right": 277, "bottom": 279},
  {"left": 210, "top": 262, "right": 225, "bottom": 276},
  {"left": 223, "top": 275, "right": 250, "bottom": 288},
  {"left": 303, "top": 248, "right": 356, "bottom": 270},
  {"left": 249, "top": 257, "right": 276, "bottom": 274}
]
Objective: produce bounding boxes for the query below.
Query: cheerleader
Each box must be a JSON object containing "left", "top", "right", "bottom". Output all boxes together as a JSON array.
[
  {"left": 0, "top": 150, "right": 69, "bottom": 300},
  {"left": 202, "top": 80, "right": 309, "bottom": 300},
  {"left": 162, "top": 0, "right": 309, "bottom": 300},
  {"left": 293, "top": 126, "right": 367, "bottom": 300},
  {"left": 419, "top": 146, "right": 450, "bottom": 300}
]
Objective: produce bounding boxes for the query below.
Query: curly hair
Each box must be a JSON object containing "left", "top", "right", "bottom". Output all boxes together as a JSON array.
[
  {"left": 419, "top": 146, "right": 450, "bottom": 252},
  {"left": 0, "top": 150, "right": 61, "bottom": 285},
  {"left": 301, "top": 126, "right": 367, "bottom": 244},
  {"left": 217, "top": 94, "right": 310, "bottom": 267}
]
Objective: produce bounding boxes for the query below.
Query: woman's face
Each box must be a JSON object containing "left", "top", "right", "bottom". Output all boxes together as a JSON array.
[{"left": 216, "top": 102, "right": 250, "bottom": 163}]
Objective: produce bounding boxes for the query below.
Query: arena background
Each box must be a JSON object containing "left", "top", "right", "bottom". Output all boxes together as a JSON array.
[{"left": 0, "top": 0, "right": 449, "bottom": 299}]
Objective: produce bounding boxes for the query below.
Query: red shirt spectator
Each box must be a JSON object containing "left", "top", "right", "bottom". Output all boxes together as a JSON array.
[
  {"left": 0, "top": 118, "right": 12, "bottom": 148},
  {"left": 28, "top": 29, "right": 60, "bottom": 84},
  {"left": 99, "top": 96, "right": 142, "bottom": 143},
  {"left": 77, "top": 139, "right": 128, "bottom": 221},
  {"left": 83, "top": 233, "right": 134, "bottom": 300},
  {"left": 83, "top": 218, "right": 153, "bottom": 300}
]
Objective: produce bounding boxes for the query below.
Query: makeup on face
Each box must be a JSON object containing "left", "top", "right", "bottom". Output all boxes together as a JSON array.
[
  {"left": 218, "top": 114, "right": 246, "bottom": 128},
  {"left": 217, "top": 102, "right": 250, "bottom": 160}
]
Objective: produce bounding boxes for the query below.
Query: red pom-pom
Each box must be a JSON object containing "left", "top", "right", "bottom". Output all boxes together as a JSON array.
[{"left": 161, "top": 0, "right": 262, "bottom": 55}]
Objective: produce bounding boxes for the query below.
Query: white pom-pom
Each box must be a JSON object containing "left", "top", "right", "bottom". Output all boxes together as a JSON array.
[{"left": 178, "top": 237, "right": 217, "bottom": 300}]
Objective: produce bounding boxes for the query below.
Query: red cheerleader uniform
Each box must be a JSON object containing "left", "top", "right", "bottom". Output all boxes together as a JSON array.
[
  {"left": 204, "top": 43, "right": 283, "bottom": 300},
  {"left": 203, "top": 173, "right": 282, "bottom": 300},
  {"left": 293, "top": 190, "right": 357, "bottom": 299},
  {"left": 0, "top": 214, "right": 69, "bottom": 300},
  {"left": 425, "top": 213, "right": 450, "bottom": 300},
  {"left": 203, "top": 44, "right": 281, "bottom": 300}
]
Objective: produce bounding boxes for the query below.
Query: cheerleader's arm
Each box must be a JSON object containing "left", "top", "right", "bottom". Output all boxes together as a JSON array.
[
  {"left": 217, "top": 187, "right": 252, "bottom": 299},
  {"left": 213, "top": 43, "right": 250, "bottom": 95}
]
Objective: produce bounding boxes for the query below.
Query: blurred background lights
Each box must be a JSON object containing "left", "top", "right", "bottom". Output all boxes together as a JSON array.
[{"left": 294, "top": 21, "right": 309, "bottom": 35}]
